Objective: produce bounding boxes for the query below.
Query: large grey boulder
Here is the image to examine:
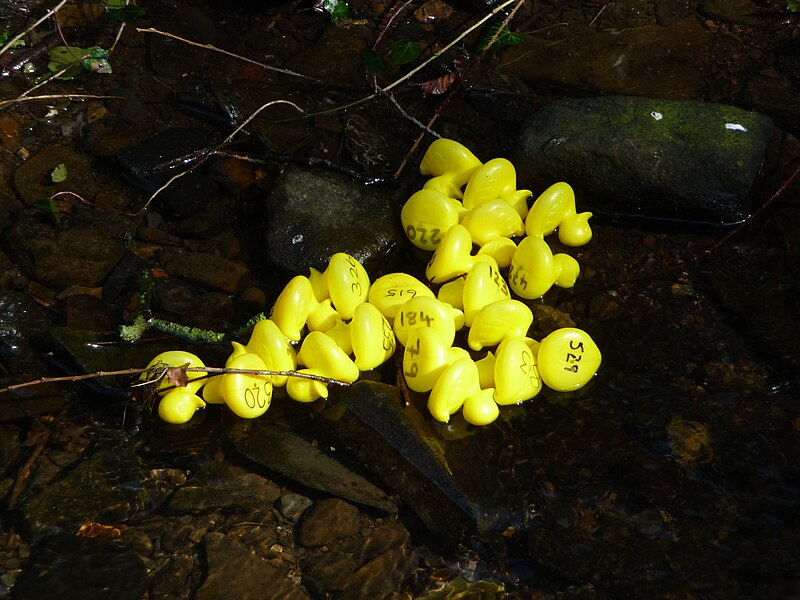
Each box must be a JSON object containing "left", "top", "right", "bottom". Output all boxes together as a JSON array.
[{"left": 515, "top": 95, "right": 775, "bottom": 227}]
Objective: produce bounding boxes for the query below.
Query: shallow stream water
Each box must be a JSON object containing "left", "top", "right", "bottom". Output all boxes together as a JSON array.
[{"left": 0, "top": 0, "right": 799, "bottom": 598}]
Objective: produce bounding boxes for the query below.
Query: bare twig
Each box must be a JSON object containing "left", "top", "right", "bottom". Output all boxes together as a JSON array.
[
  {"left": 303, "top": 0, "right": 519, "bottom": 121},
  {"left": 136, "top": 27, "right": 321, "bottom": 82},
  {"left": 50, "top": 190, "right": 93, "bottom": 206},
  {"left": 0, "top": 365, "right": 350, "bottom": 395},
  {"left": 382, "top": 91, "right": 441, "bottom": 138},
  {"left": 381, "top": 0, "right": 517, "bottom": 95},
  {"left": 8, "top": 420, "right": 51, "bottom": 509},
  {"left": 132, "top": 99, "right": 305, "bottom": 215},
  {"left": 0, "top": 93, "right": 123, "bottom": 111},
  {"left": 132, "top": 0, "right": 515, "bottom": 205},
  {"left": 373, "top": 0, "right": 416, "bottom": 49},
  {"left": 478, "top": 0, "right": 525, "bottom": 59},
  {"left": 393, "top": 99, "right": 451, "bottom": 179},
  {"left": 695, "top": 162, "right": 800, "bottom": 261},
  {"left": 0, "top": 0, "right": 68, "bottom": 58},
  {"left": 588, "top": 3, "right": 607, "bottom": 29}
]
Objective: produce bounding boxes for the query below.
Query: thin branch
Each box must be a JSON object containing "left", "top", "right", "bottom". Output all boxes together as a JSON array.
[
  {"left": 0, "top": 93, "right": 124, "bottom": 110},
  {"left": 304, "top": 0, "right": 518, "bottom": 120},
  {"left": 382, "top": 91, "right": 442, "bottom": 139},
  {"left": 136, "top": 27, "right": 321, "bottom": 83},
  {"left": 0, "top": 365, "right": 350, "bottom": 395},
  {"left": 381, "top": 0, "right": 517, "bottom": 95},
  {"left": 131, "top": 0, "right": 515, "bottom": 207},
  {"left": 478, "top": 0, "right": 525, "bottom": 59},
  {"left": 373, "top": 0, "right": 416, "bottom": 49},
  {"left": 131, "top": 99, "right": 305, "bottom": 215},
  {"left": 588, "top": 3, "right": 607, "bottom": 29},
  {"left": 8, "top": 423, "right": 51, "bottom": 510},
  {"left": 0, "top": 0, "right": 68, "bottom": 58}
]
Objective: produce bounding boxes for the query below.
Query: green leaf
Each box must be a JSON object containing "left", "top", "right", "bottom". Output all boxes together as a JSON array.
[
  {"left": 48, "top": 45, "right": 111, "bottom": 79},
  {"left": 389, "top": 40, "right": 421, "bottom": 66},
  {"left": 362, "top": 49, "right": 387, "bottom": 73},
  {"left": 0, "top": 31, "right": 25, "bottom": 48},
  {"left": 106, "top": 1, "right": 146, "bottom": 23},
  {"left": 477, "top": 23, "right": 523, "bottom": 52},
  {"left": 36, "top": 199, "right": 60, "bottom": 224},
  {"left": 789, "top": 0, "right": 800, "bottom": 12},
  {"left": 323, "top": 0, "right": 349, "bottom": 24},
  {"left": 51, "top": 163, "right": 68, "bottom": 183}
]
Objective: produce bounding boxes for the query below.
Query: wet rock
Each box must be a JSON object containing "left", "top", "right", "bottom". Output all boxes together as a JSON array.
[
  {"left": 4, "top": 214, "right": 127, "bottom": 288},
  {"left": 337, "top": 548, "right": 409, "bottom": 600},
  {"left": 152, "top": 277, "right": 234, "bottom": 331},
  {"left": 102, "top": 251, "right": 151, "bottom": 308},
  {"left": 665, "top": 418, "right": 714, "bottom": 468},
  {"left": 160, "top": 247, "right": 248, "bottom": 294},
  {"left": 62, "top": 293, "right": 119, "bottom": 330},
  {"left": 500, "top": 19, "right": 709, "bottom": 100},
  {"left": 149, "top": 7, "right": 218, "bottom": 78},
  {"left": 776, "top": 38, "right": 800, "bottom": 90},
  {"left": 116, "top": 127, "right": 219, "bottom": 216},
  {"left": 13, "top": 144, "right": 137, "bottom": 209},
  {"left": 150, "top": 553, "right": 202, "bottom": 599},
  {"left": 0, "top": 191, "right": 22, "bottom": 233},
  {"left": 196, "top": 532, "right": 309, "bottom": 600},
  {"left": 0, "top": 387, "right": 67, "bottom": 423},
  {"left": 321, "top": 381, "right": 510, "bottom": 543},
  {"left": 278, "top": 492, "right": 313, "bottom": 521},
  {"left": 45, "top": 327, "right": 173, "bottom": 396},
  {"left": 22, "top": 440, "right": 150, "bottom": 533},
  {"left": 295, "top": 498, "right": 360, "bottom": 547},
  {"left": 516, "top": 95, "right": 775, "bottom": 226},
  {"left": 263, "top": 166, "right": 406, "bottom": 275},
  {"left": 698, "top": 0, "right": 756, "bottom": 24},
  {"left": 177, "top": 82, "right": 244, "bottom": 130},
  {"left": 0, "top": 249, "right": 26, "bottom": 292},
  {"left": 169, "top": 195, "right": 237, "bottom": 239},
  {"left": 0, "top": 424, "right": 21, "bottom": 477},
  {"left": 0, "top": 291, "right": 48, "bottom": 360},
  {"left": 232, "top": 422, "right": 397, "bottom": 514},
  {"left": 13, "top": 533, "right": 148, "bottom": 600},
  {"left": 168, "top": 460, "right": 281, "bottom": 514},
  {"left": 286, "top": 26, "right": 368, "bottom": 89},
  {"left": 301, "top": 521, "right": 411, "bottom": 597}
]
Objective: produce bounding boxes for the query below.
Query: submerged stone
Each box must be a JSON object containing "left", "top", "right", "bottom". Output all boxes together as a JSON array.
[
  {"left": 196, "top": 533, "right": 310, "bottom": 600},
  {"left": 22, "top": 439, "right": 151, "bottom": 533},
  {"left": 301, "top": 521, "right": 411, "bottom": 598},
  {"left": 116, "top": 127, "right": 219, "bottom": 216},
  {"left": 263, "top": 166, "right": 406, "bottom": 275},
  {"left": 295, "top": 498, "right": 361, "bottom": 548},
  {"left": 321, "top": 381, "right": 520, "bottom": 543},
  {"left": 515, "top": 95, "right": 775, "bottom": 227},
  {"left": 167, "top": 460, "right": 282, "bottom": 514},
  {"left": 13, "top": 533, "right": 148, "bottom": 600},
  {"left": 232, "top": 422, "right": 397, "bottom": 514},
  {"left": 4, "top": 215, "right": 127, "bottom": 288}
]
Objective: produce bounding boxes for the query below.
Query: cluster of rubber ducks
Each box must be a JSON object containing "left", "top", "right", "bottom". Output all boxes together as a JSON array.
[{"left": 144, "top": 138, "right": 601, "bottom": 426}]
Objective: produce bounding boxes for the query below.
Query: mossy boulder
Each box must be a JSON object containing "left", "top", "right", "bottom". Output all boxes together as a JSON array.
[{"left": 516, "top": 95, "right": 775, "bottom": 227}]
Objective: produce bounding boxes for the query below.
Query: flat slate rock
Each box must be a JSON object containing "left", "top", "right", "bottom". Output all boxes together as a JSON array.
[
  {"left": 196, "top": 532, "right": 309, "bottom": 600},
  {"left": 515, "top": 95, "right": 775, "bottom": 227},
  {"left": 321, "top": 381, "right": 517, "bottom": 543},
  {"left": 232, "top": 422, "right": 398, "bottom": 514}
]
